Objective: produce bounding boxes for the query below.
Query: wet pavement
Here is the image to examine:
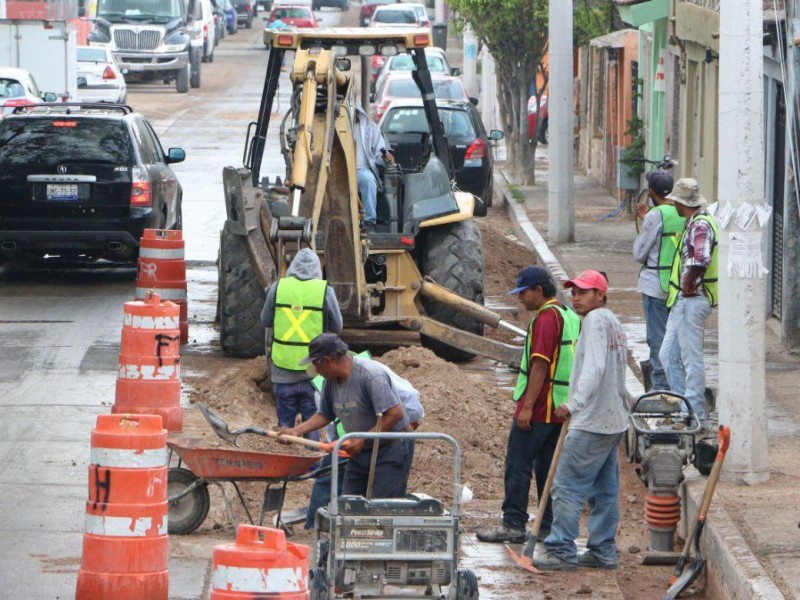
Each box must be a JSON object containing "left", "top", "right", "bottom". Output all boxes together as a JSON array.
[{"left": 498, "top": 150, "right": 799, "bottom": 598}]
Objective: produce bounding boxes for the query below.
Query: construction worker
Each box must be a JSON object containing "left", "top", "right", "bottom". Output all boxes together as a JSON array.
[
  {"left": 260, "top": 248, "right": 342, "bottom": 441},
  {"left": 354, "top": 105, "right": 394, "bottom": 234},
  {"left": 280, "top": 333, "right": 412, "bottom": 498},
  {"left": 659, "top": 178, "right": 718, "bottom": 431},
  {"left": 633, "top": 170, "right": 684, "bottom": 390},
  {"left": 476, "top": 266, "right": 580, "bottom": 545},
  {"left": 534, "top": 270, "right": 629, "bottom": 571}
]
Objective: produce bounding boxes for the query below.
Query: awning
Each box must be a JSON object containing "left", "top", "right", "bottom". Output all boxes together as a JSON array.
[{"left": 589, "top": 29, "right": 638, "bottom": 50}]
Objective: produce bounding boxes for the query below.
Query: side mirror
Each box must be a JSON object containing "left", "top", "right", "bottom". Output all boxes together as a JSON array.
[
  {"left": 489, "top": 129, "right": 504, "bottom": 141},
  {"left": 166, "top": 148, "right": 186, "bottom": 164},
  {"left": 42, "top": 92, "right": 58, "bottom": 102},
  {"left": 450, "top": 67, "right": 461, "bottom": 76},
  {"left": 369, "top": 93, "right": 375, "bottom": 103},
  {"left": 469, "top": 96, "right": 478, "bottom": 106}
]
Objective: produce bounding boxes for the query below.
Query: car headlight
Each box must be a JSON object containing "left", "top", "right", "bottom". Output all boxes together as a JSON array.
[{"left": 162, "top": 44, "right": 186, "bottom": 52}]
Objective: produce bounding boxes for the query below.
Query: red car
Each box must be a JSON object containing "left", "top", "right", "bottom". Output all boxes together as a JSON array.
[
  {"left": 527, "top": 94, "right": 548, "bottom": 144},
  {"left": 359, "top": 0, "right": 398, "bottom": 26},
  {"left": 267, "top": 5, "right": 318, "bottom": 27},
  {"left": 370, "top": 73, "right": 470, "bottom": 122}
]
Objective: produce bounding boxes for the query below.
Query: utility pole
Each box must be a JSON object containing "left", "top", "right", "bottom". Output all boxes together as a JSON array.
[
  {"left": 434, "top": 0, "right": 444, "bottom": 25},
  {"left": 547, "top": 0, "right": 574, "bottom": 243},
  {"left": 717, "top": 0, "right": 769, "bottom": 484},
  {"left": 462, "top": 25, "right": 478, "bottom": 99}
]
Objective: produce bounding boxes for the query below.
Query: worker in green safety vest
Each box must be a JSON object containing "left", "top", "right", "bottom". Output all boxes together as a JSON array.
[
  {"left": 477, "top": 266, "right": 580, "bottom": 546},
  {"left": 659, "top": 178, "right": 718, "bottom": 432},
  {"left": 633, "top": 170, "right": 684, "bottom": 391},
  {"left": 260, "top": 248, "right": 342, "bottom": 440}
]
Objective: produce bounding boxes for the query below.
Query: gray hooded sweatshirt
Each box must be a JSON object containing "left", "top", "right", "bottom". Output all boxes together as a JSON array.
[{"left": 260, "top": 248, "right": 343, "bottom": 384}]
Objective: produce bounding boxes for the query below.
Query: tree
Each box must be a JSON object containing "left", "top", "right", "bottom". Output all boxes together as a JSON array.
[
  {"left": 448, "top": 0, "right": 616, "bottom": 185},
  {"left": 448, "top": 0, "right": 548, "bottom": 185}
]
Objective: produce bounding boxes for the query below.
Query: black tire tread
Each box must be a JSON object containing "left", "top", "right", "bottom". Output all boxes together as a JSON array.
[
  {"left": 218, "top": 222, "right": 267, "bottom": 358},
  {"left": 419, "top": 220, "right": 484, "bottom": 362},
  {"left": 168, "top": 467, "right": 210, "bottom": 535}
]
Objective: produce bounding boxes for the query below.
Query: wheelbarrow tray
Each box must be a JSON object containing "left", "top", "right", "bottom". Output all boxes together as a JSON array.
[{"left": 168, "top": 440, "right": 323, "bottom": 479}]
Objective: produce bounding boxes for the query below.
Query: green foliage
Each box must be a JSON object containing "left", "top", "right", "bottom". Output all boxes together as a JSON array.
[
  {"left": 508, "top": 184, "right": 525, "bottom": 204},
  {"left": 573, "top": 0, "right": 615, "bottom": 47},
  {"left": 620, "top": 114, "right": 646, "bottom": 178}
]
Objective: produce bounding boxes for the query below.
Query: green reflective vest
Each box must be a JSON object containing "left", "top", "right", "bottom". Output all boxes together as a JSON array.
[
  {"left": 667, "top": 213, "right": 719, "bottom": 308},
  {"left": 272, "top": 277, "right": 327, "bottom": 371},
  {"left": 513, "top": 302, "right": 581, "bottom": 414},
  {"left": 645, "top": 204, "right": 685, "bottom": 293}
]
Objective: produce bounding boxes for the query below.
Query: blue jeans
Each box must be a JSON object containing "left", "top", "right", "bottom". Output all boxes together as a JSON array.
[
  {"left": 304, "top": 454, "right": 346, "bottom": 529},
  {"left": 272, "top": 380, "right": 320, "bottom": 441},
  {"left": 343, "top": 439, "right": 410, "bottom": 498},
  {"left": 659, "top": 295, "right": 711, "bottom": 424},
  {"left": 501, "top": 420, "right": 561, "bottom": 531},
  {"left": 642, "top": 294, "right": 670, "bottom": 390},
  {"left": 544, "top": 430, "right": 623, "bottom": 565},
  {"left": 357, "top": 168, "right": 378, "bottom": 223}
]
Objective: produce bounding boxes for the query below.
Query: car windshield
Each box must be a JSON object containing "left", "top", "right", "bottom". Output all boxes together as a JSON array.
[
  {"left": 77, "top": 48, "right": 108, "bottom": 62},
  {"left": 274, "top": 7, "right": 310, "bottom": 17},
  {"left": 387, "top": 54, "right": 445, "bottom": 73},
  {"left": 373, "top": 8, "right": 416, "bottom": 23},
  {"left": 0, "top": 78, "right": 26, "bottom": 99},
  {"left": 366, "top": 0, "right": 397, "bottom": 5},
  {"left": 97, "top": 0, "right": 184, "bottom": 20},
  {"left": 387, "top": 78, "right": 464, "bottom": 101},
  {"left": 0, "top": 119, "right": 133, "bottom": 165},
  {"left": 382, "top": 107, "right": 475, "bottom": 138}
]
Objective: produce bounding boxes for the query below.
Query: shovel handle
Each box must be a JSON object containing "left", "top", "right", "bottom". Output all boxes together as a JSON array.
[{"left": 265, "top": 429, "right": 334, "bottom": 452}]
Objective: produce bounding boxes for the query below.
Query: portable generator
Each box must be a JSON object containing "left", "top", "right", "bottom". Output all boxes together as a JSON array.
[{"left": 310, "top": 432, "right": 478, "bottom": 600}]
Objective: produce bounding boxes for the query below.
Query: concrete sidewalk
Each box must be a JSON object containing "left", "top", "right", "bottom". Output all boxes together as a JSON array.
[{"left": 496, "top": 153, "right": 799, "bottom": 599}]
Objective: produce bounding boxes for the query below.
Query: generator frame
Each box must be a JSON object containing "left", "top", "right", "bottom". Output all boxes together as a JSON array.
[{"left": 309, "top": 431, "right": 477, "bottom": 600}]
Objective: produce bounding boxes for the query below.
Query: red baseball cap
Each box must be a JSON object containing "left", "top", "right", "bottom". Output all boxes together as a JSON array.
[{"left": 564, "top": 270, "right": 608, "bottom": 294}]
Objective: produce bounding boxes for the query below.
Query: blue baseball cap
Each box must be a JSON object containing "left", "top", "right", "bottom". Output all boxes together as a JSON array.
[{"left": 508, "top": 265, "right": 553, "bottom": 295}]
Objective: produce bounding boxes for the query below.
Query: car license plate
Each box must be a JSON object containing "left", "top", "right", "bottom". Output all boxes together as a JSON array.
[
  {"left": 46, "top": 184, "right": 79, "bottom": 201},
  {"left": 128, "top": 64, "right": 144, "bottom": 72}
]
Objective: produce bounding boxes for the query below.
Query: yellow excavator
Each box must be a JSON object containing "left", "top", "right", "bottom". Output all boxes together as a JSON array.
[{"left": 218, "top": 28, "right": 522, "bottom": 367}]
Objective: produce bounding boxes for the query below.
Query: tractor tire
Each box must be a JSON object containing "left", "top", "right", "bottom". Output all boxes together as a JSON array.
[
  {"left": 167, "top": 468, "right": 210, "bottom": 535},
  {"left": 419, "top": 220, "right": 484, "bottom": 362},
  {"left": 218, "top": 222, "right": 267, "bottom": 358}
]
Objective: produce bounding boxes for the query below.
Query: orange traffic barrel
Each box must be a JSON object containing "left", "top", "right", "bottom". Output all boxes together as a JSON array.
[
  {"left": 76, "top": 414, "right": 169, "bottom": 600},
  {"left": 135, "top": 229, "right": 188, "bottom": 344},
  {"left": 210, "top": 525, "right": 310, "bottom": 599},
  {"left": 112, "top": 293, "right": 182, "bottom": 432}
]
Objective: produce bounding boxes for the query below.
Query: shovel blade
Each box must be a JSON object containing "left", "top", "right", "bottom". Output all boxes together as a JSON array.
[
  {"left": 665, "top": 555, "right": 706, "bottom": 599},
  {"left": 504, "top": 543, "right": 545, "bottom": 574},
  {"left": 196, "top": 402, "right": 240, "bottom": 445}
]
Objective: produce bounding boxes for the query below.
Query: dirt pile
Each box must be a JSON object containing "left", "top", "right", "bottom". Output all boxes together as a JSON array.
[{"left": 478, "top": 220, "right": 536, "bottom": 295}]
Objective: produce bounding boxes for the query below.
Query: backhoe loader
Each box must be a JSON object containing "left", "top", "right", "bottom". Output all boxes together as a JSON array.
[{"left": 217, "top": 28, "right": 522, "bottom": 367}]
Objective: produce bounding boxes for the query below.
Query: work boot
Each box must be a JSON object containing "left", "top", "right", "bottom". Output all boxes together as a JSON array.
[
  {"left": 532, "top": 551, "right": 577, "bottom": 571},
  {"left": 578, "top": 551, "right": 616, "bottom": 570},
  {"left": 536, "top": 528, "right": 551, "bottom": 543},
  {"left": 475, "top": 525, "right": 526, "bottom": 544}
]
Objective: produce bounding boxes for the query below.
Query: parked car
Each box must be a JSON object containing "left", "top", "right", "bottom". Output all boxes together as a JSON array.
[
  {"left": 370, "top": 73, "right": 471, "bottom": 121},
  {"left": 372, "top": 46, "right": 457, "bottom": 92},
  {"left": 75, "top": 46, "right": 127, "bottom": 104},
  {"left": 233, "top": 0, "right": 257, "bottom": 28},
  {"left": 370, "top": 4, "right": 427, "bottom": 27},
  {"left": 379, "top": 99, "right": 503, "bottom": 216},
  {"left": 222, "top": 0, "right": 238, "bottom": 34},
  {"left": 0, "top": 103, "right": 185, "bottom": 264},
  {"left": 256, "top": 0, "right": 273, "bottom": 11},
  {"left": 210, "top": 0, "right": 227, "bottom": 43},
  {"left": 527, "top": 94, "right": 548, "bottom": 144},
  {"left": 359, "top": 0, "right": 398, "bottom": 26},
  {"left": 0, "top": 67, "right": 56, "bottom": 119},
  {"left": 267, "top": 5, "right": 318, "bottom": 27},
  {"left": 311, "top": 0, "right": 348, "bottom": 10},
  {"left": 196, "top": 0, "right": 217, "bottom": 62}
]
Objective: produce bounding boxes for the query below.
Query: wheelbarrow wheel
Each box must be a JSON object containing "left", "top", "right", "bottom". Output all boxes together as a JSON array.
[
  {"left": 308, "top": 567, "right": 328, "bottom": 600},
  {"left": 454, "top": 568, "right": 478, "bottom": 600},
  {"left": 168, "top": 467, "right": 210, "bottom": 535}
]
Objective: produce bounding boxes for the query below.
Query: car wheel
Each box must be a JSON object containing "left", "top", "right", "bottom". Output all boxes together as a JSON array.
[
  {"left": 538, "top": 119, "right": 549, "bottom": 145},
  {"left": 245, "top": 15, "right": 252, "bottom": 28},
  {"left": 207, "top": 48, "right": 214, "bottom": 63},
  {"left": 176, "top": 64, "right": 190, "bottom": 93},
  {"left": 173, "top": 198, "right": 183, "bottom": 231},
  {"left": 190, "top": 53, "right": 201, "bottom": 89}
]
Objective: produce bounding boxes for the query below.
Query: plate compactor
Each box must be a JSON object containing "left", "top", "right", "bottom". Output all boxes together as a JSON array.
[
  {"left": 626, "top": 391, "right": 703, "bottom": 565},
  {"left": 309, "top": 432, "right": 477, "bottom": 600}
]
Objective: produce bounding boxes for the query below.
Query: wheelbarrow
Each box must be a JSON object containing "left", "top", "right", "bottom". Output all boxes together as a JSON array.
[{"left": 167, "top": 439, "right": 325, "bottom": 535}]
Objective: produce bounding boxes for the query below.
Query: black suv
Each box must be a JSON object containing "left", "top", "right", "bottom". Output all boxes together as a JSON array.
[{"left": 0, "top": 103, "right": 185, "bottom": 264}]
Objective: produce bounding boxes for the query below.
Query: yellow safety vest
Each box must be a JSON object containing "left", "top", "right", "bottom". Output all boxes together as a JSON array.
[
  {"left": 272, "top": 277, "right": 327, "bottom": 371},
  {"left": 667, "top": 213, "right": 719, "bottom": 308},
  {"left": 644, "top": 204, "right": 685, "bottom": 293}
]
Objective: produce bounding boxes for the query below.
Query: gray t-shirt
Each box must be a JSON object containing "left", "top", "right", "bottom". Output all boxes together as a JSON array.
[
  {"left": 633, "top": 209, "right": 667, "bottom": 299},
  {"left": 319, "top": 357, "right": 409, "bottom": 433},
  {"left": 565, "top": 308, "right": 630, "bottom": 434}
]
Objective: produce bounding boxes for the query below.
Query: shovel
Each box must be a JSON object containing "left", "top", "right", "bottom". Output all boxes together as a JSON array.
[
  {"left": 665, "top": 425, "right": 731, "bottom": 600},
  {"left": 506, "top": 417, "right": 570, "bottom": 574},
  {"left": 196, "top": 402, "right": 339, "bottom": 453}
]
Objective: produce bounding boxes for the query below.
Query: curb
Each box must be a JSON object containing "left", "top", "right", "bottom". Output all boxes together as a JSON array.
[{"left": 495, "top": 173, "right": 785, "bottom": 600}]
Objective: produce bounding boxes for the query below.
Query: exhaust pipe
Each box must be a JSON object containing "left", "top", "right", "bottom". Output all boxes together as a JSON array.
[
  {"left": 107, "top": 241, "right": 124, "bottom": 252},
  {"left": 1, "top": 241, "right": 16, "bottom": 250}
]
